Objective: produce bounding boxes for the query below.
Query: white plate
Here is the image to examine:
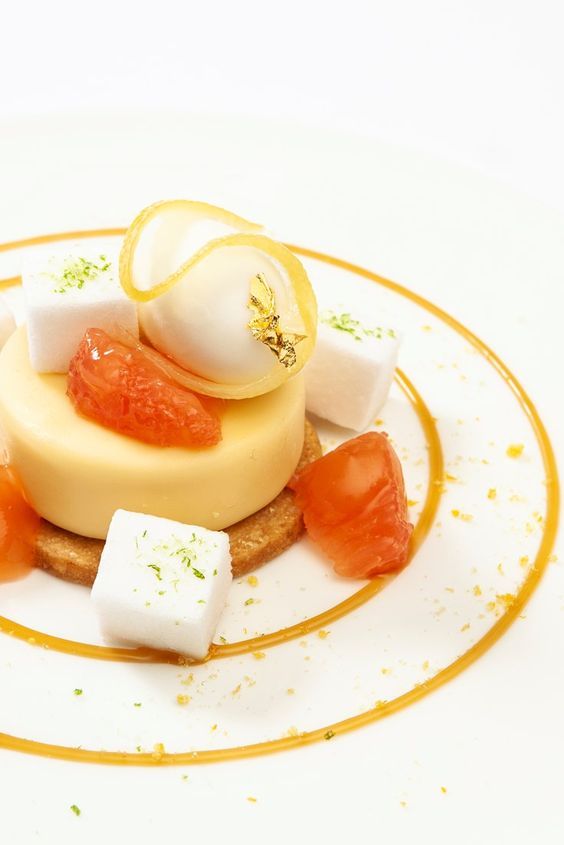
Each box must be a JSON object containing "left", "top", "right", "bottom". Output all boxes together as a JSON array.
[{"left": 0, "top": 113, "right": 562, "bottom": 844}]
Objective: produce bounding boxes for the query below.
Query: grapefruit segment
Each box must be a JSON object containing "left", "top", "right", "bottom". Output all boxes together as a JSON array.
[
  {"left": 288, "top": 432, "right": 413, "bottom": 578},
  {"left": 67, "top": 328, "right": 221, "bottom": 448}
]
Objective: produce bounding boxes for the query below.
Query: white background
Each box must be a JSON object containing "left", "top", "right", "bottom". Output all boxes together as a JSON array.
[
  {"left": 0, "top": 3, "right": 563, "bottom": 844},
  {"left": 1, "top": 0, "right": 564, "bottom": 214}
]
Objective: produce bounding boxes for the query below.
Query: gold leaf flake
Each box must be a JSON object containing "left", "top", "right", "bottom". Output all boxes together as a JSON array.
[{"left": 247, "top": 273, "right": 306, "bottom": 369}]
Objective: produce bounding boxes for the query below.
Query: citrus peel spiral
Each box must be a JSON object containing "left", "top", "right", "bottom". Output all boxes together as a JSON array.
[{"left": 119, "top": 200, "right": 317, "bottom": 399}]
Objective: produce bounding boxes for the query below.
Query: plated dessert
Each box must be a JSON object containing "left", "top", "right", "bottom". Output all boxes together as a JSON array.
[{"left": 0, "top": 200, "right": 412, "bottom": 661}]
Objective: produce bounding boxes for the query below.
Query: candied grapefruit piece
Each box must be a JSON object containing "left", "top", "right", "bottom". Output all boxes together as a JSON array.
[
  {"left": 67, "top": 329, "right": 221, "bottom": 448},
  {"left": 0, "top": 466, "right": 40, "bottom": 583},
  {"left": 288, "top": 432, "right": 413, "bottom": 578}
]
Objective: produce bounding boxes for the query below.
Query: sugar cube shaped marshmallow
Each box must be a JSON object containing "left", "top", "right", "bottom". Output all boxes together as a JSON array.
[
  {"left": 0, "top": 297, "right": 16, "bottom": 350},
  {"left": 22, "top": 245, "right": 138, "bottom": 372},
  {"left": 91, "top": 510, "right": 232, "bottom": 659},
  {"left": 305, "top": 313, "right": 400, "bottom": 431}
]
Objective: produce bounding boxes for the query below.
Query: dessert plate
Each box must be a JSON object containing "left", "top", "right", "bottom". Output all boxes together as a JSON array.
[
  {"left": 0, "top": 227, "right": 557, "bottom": 764},
  {"left": 0, "top": 113, "right": 561, "bottom": 843}
]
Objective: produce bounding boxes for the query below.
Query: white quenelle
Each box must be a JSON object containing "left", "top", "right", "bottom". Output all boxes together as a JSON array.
[
  {"left": 91, "top": 510, "right": 232, "bottom": 660},
  {"left": 22, "top": 245, "right": 138, "bottom": 372},
  {"left": 0, "top": 297, "right": 16, "bottom": 350},
  {"left": 139, "top": 245, "right": 292, "bottom": 385},
  {"left": 305, "top": 311, "right": 400, "bottom": 431}
]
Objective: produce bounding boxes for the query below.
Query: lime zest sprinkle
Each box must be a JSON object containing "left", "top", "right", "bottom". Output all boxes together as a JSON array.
[
  {"left": 147, "top": 564, "right": 162, "bottom": 581},
  {"left": 321, "top": 310, "right": 396, "bottom": 342},
  {"left": 50, "top": 254, "right": 111, "bottom": 294},
  {"left": 70, "top": 804, "right": 81, "bottom": 817},
  {"left": 73, "top": 688, "right": 83, "bottom": 696}
]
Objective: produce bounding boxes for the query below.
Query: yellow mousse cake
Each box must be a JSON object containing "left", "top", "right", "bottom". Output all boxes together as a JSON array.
[{"left": 0, "top": 327, "right": 306, "bottom": 540}]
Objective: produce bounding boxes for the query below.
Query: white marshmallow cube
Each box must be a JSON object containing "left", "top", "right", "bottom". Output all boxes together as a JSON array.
[
  {"left": 305, "top": 314, "right": 400, "bottom": 431},
  {"left": 91, "top": 510, "right": 232, "bottom": 660},
  {"left": 22, "top": 245, "right": 138, "bottom": 372},
  {"left": 0, "top": 297, "right": 16, "bottom": 350}
]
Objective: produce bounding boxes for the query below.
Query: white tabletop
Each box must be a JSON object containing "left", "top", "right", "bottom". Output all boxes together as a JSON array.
[{"left": 2, "top": 0, "right": 564, "bottom": 214}]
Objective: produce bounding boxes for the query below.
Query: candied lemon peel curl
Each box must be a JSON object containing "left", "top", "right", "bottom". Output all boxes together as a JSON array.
[{"left": 119, "top": 200, "right": 317, "bottom": 399}]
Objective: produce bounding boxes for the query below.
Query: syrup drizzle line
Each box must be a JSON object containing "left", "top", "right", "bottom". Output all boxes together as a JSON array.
[{"left": 0, "top": 230, "right": 558, "bottom": 767}]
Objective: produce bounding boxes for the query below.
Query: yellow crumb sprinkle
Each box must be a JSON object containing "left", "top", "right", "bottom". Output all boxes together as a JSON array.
[
  {"left": 549, "top": 554, "right": 558, "bottom": 563},
  {"left": 247, "top": 796, "right": 257, "bottom": 803},
  {"left": 152, "top": 743, "right": 165, "bottom": 760},
  {"left": 486, "top": 601, "right": 497, "bottom": 613},
  {"left": 181, "top": 673, "right": 194, "bottom": 686},
  {"left": 231, "top": 684, "right": 241, "bottom": 696},
  {"left": 375, "top": 418, "right": 384, "bottom": 426},
  {"left": 176, "top": 694, "right": 191, "bottom": 706},
  {"left": 488, "top": 488, "right": 497, "bottom": 500},
  {"left": 422, "top": 660, "right": 430, "bottom": 671},
  {"left": 451, "top": 509, "right": 473, "bottom": 522},
  {"left": 210, "top": 724, "right": 217, "bottom": 732},
  {"left": 374, "top": 699, "right": 387, "bottom": 709},
  {"left": 519, "top": 555, "right": 529, "bottom": 568},
  {"left": 497, "top": 563, "right": 504, "bottom": 575},
  {"left": 246, "top": 575, "right": 259, "bottom": 587},
  {"left": 381, "top": 667, "right": 391, "bottom": 675},
  {"left": 400, "top": 800, "right": 408, "bottom": 808},
  {"left": 253, "top": 651, "right": 266, "bottom": 660},
  {"left": 496, "top": 593, "right": 515, "bottom": 609},
  {"left": 287, "top": 726, "right": 300, "bottom": 737},
  {"left": 317, "top": 629, "right": 330, "bottom": 640},
  {"left": 407, "top": 499, "right": 419, "bottom": 508},
  {"left": 506, "top": 443, "right": 524, "bottom": 459},
  {"left": 445, "top": 473, "right": 458, "bottom": 482},
  {"left": 244, "top": 675, "right": 256, "bottom": 687},
  {"left": 473, "top": 585, "right": 482, "bottom": 596},
  {"left": 460, "top": 623, "right": 470, "bottom": 632},
  {"left": 422, "top": 325, "right": 432, "bottom": 332},
  {"left": 287, "top": 688, "right": 295, "bottom": 695},
  {"left": 440, "top": 786, "right": 447, "bottom": 794}
]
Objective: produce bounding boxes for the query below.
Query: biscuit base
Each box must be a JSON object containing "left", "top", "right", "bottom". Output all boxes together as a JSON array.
[{"left": 34, "top": 420, "right": 321, "bottom": 587}]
